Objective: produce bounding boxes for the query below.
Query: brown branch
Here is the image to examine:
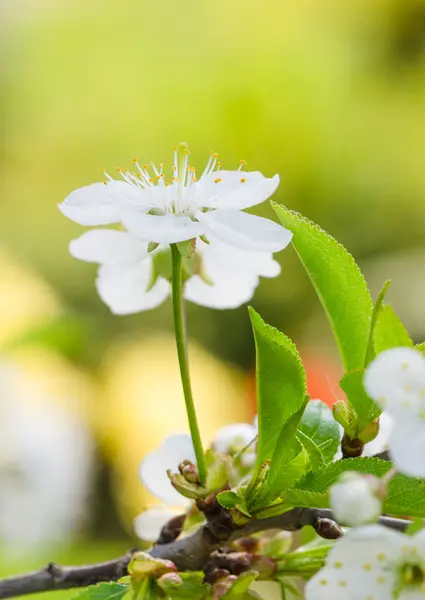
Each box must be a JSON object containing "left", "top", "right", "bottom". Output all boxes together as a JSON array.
[
  {"left": 0, "top": 551, "right": 136, "bottom": 599},
  {"left": 0, "top": 508, "right": 410, "bottom": 599}
]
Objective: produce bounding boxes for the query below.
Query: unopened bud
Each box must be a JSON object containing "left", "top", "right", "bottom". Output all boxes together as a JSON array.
[
  {"left": 232, "top": 537, "right": 260, "bottom": 554},
  {"left": 212, "top": 575, "right": 237, "bottom": 599},
  {"left": 330, "top": 472, "right": 382, "bottom": 527},
  {"left": 181, "top": 463, "right": 200, "bottom": 484},
  {"left": 128, "top": 552, "right": 176, "bottom": 580},
  {"left": 358, "top": 419, "right": 380, "bottom": 444},
  {"left": 333, "top": 400, "right": 357, "bottom": 437},
  {"left": 157, "top": 572, "right": 183, "bottom": 587}
]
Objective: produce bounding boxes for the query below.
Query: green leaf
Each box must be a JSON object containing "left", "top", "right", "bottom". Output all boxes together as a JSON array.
[
  {"left": 73, "top": 583, "right": 129, "bottom": 600},
  {"left": 416, "top": 342, "right": 425, "bottom": 356},
  {"left": 364, "top": 280, "right": 392, "bottom": 366},
  {"left": 217, "top": 491, "right": 242, "bottom": 509},
  {"left": 339, "top": 370, "right": 381, "bottom": 430},
  {"left": 296, "top": 431, "right": 324, "bottom": 471},
  {"left": 373, "top": 304, "right": 413, "bottom": 354},
  {"left": 405, "top": 517, "right": 424, "bottom": 537},
  {"left": 298, "top": 400, "right": 340, "bottom": 463},
  {"left": 222, "top": 571, "right": 259, "bottom": 599},
  {"left": 249, "top": 404, "right": 309, "bottom": 509},
  {"left": 298, "top": 457, "right": 390, "bottom": 493},
  {"left": 295, "top": 457, "right": 425, "bottom": 518},
  {"left": 248, "top": 308, "right": 307, "bottom": 475},
  {"left": 272, "top": 204, "right": 373, "bottom": 371},
  {"left": 157, "top": 572, "right": 209, "bottom": 600}
]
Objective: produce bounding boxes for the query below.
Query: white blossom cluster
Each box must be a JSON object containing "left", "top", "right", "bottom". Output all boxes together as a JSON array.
[{"left": 307, "top": 347, "right": 425, "bottom": 600}]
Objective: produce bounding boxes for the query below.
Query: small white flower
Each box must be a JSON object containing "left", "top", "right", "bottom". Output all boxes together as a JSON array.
[
  {"left": 364, "top": 347, "right": 425, "bottom": 478},
  {"left": 139, "top": 434, "right": 196, "bottom": 506},
  {"left": 306, "top": 524, "right": 425, "bottom": 599},
  {"left": 212, "top": 423, "right": 257, "bottom": 455},
  {"left": 59, "top": 145, "right": 292, "bottom": 253},
  {"left": 70, "top": 230, "right": 281, "bottom": 314},
  {"left": 330, "top": 472, "right": 382, "bottom": 527}
]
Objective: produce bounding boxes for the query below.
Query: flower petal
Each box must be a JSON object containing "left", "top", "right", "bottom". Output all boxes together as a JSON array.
[
  {"left": 387, "top": 418, "right": 425, "bottom": 478},
  {"left": 59, "top": 181, "right": 146, "bottom": 226},
  {"left": 213, "top": 423, "right": 257, "bottom": 454},
  {"left": 364, "top": 347, "right": 425, "bottom": 415},
  {"left": 96, "top": 263, "right": 170, "bottom": 315},
  {"left": 139, "top": 434, "right": 196, "bottom": 505},
  {"left": 70, "top": 230, "right": 148, "bottom": 265},
  {"left": 197, "top": 210, "right": 292, "bottom": 253},
  {"left": 134, "top": 507, "right": 177, "bottom": 542},
  {"left": 184, "top": 273, "right": 258, "bottom": 309},
  {"left": 196, "top": 171, "right": 280, "bottom": 210},
  {"left": 122, "top": 211, "right": 202, "bottom": 244},
  {"left": 202, "top": 237, "right": 281, "bottom": 278},
  {"left": 306, "top": 525, "right": 400, "bottom": 600}
]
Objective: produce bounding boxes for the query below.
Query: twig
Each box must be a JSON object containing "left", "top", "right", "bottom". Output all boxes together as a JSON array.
[
  {"left": 0, "top": 508, "right": 410, "bottom": 599},
  {"left": 0, "top": 551, "right": 136, "bottom": 599}
]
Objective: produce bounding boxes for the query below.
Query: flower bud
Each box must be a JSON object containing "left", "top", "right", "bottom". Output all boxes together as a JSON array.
[
  {"left": 330, "top": 472, "right": 382, "bottom": 527},
  {"left": 358, "top": 419, "right": 380, "bottom": 444},
  {"left": 128, "top": 552, "right": 176, "bottom": 580}
]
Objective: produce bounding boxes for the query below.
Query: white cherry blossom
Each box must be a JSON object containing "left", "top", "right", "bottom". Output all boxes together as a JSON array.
[
  {"left": 364, "top": 347, "right": 425, "bottom": 478},
  {"left": 70, "top": 230, "right": 281, "bottom": 314},
  {"left": 330, "top": 472, "right": 382, "bottom": 527},
  {"left": 134, "top": 507, "right": 179, "bottom": 543},
  {"left": 306, "top": 524, "right": 425, "bottom": 599},
  {"left": 59, "top": 145, "right": 292, "bottom": 253}
]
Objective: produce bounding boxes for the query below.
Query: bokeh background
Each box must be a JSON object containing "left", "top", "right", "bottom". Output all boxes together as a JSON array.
[{"left": 1, "top": 0, "right": 425, "bottom": 595}]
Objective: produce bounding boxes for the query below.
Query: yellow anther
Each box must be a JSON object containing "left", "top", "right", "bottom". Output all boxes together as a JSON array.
[
  {"left": 149, "top": 178, "right": 154, "bottom": 183},
  {"left": 214, "top": 178, "right": 222, "bottom": 183},
  {"left": 103, "top": 181, "right": 108, "bottom": 185},
  {"left": 377, "top": 576, "right": 385, "bottom": 584},
  {"left": 240, "top": 177, "right": 246, "bottom": 183},
  {"left": 334, "top": 561, "right": 343, "bottom": 568},
  {"left": 143, "top": 164, "right": 149, "bottom": 170},
  {"left": 319, "top": 579, "right": 327, "bottom": 586},
  {"left": 363, "top": 563, "right": 372, "bottom": 571},
  {"left": 116, "top": 167, "right": 122, "bottom": 172},
  {"left": 212, "top": 152, "right": 219, "bottom": 158},
  {"left": 239, "top": 159, "right": 246, "bottom": 165},
  {"left": 132, "top": 158, "right": 138, "bottom": 163},
  {"left": 165, "top": 182, "right": 169, "bottom": 187},
  {"left": 338, "top": 581, "right": 347, "bottom": 587},
  {"left": 377, "top": 553, "right": 386, "bottom": 561}
]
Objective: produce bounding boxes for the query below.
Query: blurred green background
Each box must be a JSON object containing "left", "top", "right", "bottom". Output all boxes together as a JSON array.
[{"left": 1, "top": 0, "right": 425, "bottom": 594}]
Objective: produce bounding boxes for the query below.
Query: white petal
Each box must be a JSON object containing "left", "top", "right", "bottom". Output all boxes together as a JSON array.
[
  {"left": 139, "top": 434, "right": 196, "bottom": 505},
  {"left": 306, "top": 525, "right": 400, "bottom": 600},
  {"left": 184, "top": 274, "right": 258, "bottom": 309},
  {"left": 122, "top": 211, "right": 202, "bottom": 244},
  {"left": 364, "top": 347, "right": 425, "bottom": 415},
  {"left": 59, "top": 181, "right": 145, "bottom": 226},
  {"left": 69, "top": 230, "right": 148, "bottom": 265},
  {"left": 197, "top": 210, "right": 292, "bottom": 253},
  {"left": 134, "top": 507, "right": 177, "bottom": 542},
  {"left": 387, "top": 419, "right": 425, "bottom": 478},
  {"left": 96, "top": 263, "right": 170, "bottom": 315},
  {"left": 196, "top": 171, "right": 280, "bottom": 210},
  {"left": 201, "top": 236, "right": 281, "bottom": 278},
  {"left": 213, "top": 423, "right": 257, "bottom": 454},
  {"left": 363, "top": 412, "right": 393, "bottom": 457}
]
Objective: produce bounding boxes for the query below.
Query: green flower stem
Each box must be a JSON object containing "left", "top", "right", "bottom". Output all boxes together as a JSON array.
[{"left": 170, "top": 243, "right": 207, "bottom": 484}]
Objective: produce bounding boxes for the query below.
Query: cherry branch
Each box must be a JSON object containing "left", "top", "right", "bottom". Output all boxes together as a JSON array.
[{"left": 0, "top": 508, "right": 410, "bottom": 599}]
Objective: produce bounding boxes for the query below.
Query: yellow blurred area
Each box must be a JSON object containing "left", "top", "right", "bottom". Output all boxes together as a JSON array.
[
  {"left": 1, "top": 0, "right": 425, "bottom": 579},
  {"left": 0, "top": 250, "right": 59, "bottom": 347},
  {"left": 98, "top": 334, "right": 250, "bottom": 524}
]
